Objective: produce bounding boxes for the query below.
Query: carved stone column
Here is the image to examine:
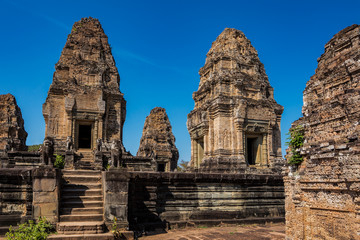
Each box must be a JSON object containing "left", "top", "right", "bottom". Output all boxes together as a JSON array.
[{"left": 262, "top": 134, "right": 268, "bottom": 166}]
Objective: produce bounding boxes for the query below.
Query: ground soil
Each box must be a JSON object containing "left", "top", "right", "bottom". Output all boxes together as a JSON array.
[{"left": 139, "top": 223, "right": 285, "bottom": 240}]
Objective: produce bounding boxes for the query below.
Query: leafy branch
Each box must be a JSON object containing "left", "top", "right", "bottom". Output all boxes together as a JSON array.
[{"left": 286, "top": 124, "right": 304, "bottom": 166}]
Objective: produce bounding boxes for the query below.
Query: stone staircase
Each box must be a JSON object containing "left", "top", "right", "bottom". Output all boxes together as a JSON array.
[
  {"left": 49, "top": 170, "right": 113, "bottom": 240},
  {"left": 75, "top": 151, "right": 96, "bottom": 170}
]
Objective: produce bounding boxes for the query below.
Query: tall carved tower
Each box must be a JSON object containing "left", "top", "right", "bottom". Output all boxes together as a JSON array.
[
  {"left": 187, "top": 28, "right": 283, "bottom": 173},
  {"left": 43, "top": 17, "right": 126, "bottom": 152}
]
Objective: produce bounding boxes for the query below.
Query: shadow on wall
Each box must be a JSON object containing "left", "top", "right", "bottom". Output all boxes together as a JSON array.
[{"left": 128, "top": 175, "right": 199, "bottom": 236}]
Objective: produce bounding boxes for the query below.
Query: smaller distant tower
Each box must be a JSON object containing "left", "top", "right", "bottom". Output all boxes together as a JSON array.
[
  {"left": 0, "top": 94, "right": 28, "bottom": 151},
  {"left": 137, "top": 107, "right": 179, "bottom": 172}
]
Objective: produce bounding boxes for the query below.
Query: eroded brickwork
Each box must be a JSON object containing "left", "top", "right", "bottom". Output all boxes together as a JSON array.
[
  {"left": 137, "top": 107, "right": 179, "bottom": 171},
  {"left": 285, "top": 24, "right": 360, "bottom": 239},
  {"left": 43, "top": 17, "right": 126, "bottom": 152},
  {"left": 0, "top": 94, "right": 27, "bottom": 151},
  {"left": 187, "top": 28, "right": 283, "bottom": 173}
]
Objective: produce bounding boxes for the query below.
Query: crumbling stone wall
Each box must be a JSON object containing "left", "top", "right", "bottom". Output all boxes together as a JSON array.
[
  {"left": 0, "top": 169, "right": 32, "bottom": 234},
  {"left": 137, "top": 107, "right": 179, "bottom": 171},
  {"left": 128, "top": 172, "right": 284, "bottom": 231},
  {"left": 285, "top": 24, "right": 360, "bottom": 239},
  {"left": 187, "top": 28, "right": 283, "bottom": 173},
  {"left": 43, "top": 17, "right": 126, "bottom": 152},
  {"left": 0, "top": 94, "right": 27, "bottom": 151}
]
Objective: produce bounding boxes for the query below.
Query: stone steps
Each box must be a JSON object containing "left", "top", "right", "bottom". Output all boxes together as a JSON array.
[
  {"left": 60, "top": 214, "right": 103, "bottom": 222},
  {"left": 62, "top": 195, "right": 103, "bottom": 202},
  {"left": 58, "top": 170, "right": 105, "bottom": 236},
  {"left": 75, "top": 151, "right": 96, "bottom": 170},
  {"left": 61, "top": 201, "right": 103, "bottom": 208},
  {"left": 63, "top": 170, "right": 100, "bottom": 175},
  {"left": 61, "top": 207, "right": 103, "bottom": 215},
  {"left": 63, "top": 175, "right": 102, "bottom": 184},
  {"left": 62, "top": 183, "right": 102, "bottom": 190},
  {"left": 56, "top": 221, "right": 106, "bottom": 234},
  {"left": 48, "top": 233, "right": 114, "bottom": 240},
  {"left": 62, "top": 189, "right": 102, "bottom": 196},
  {"left": 49, "top": 234, "right": 113, "bottom": 240}
]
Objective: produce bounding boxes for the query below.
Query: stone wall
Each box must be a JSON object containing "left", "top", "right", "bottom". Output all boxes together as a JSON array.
[
  {"left": 285, "top": 24, "right": 360, "bottom": 239},
  {"left": 0, "top": 169, "right": 33, "bottom": 234},
  {"left": 128, "top": 172, "right": 284, "bottom": 231}
]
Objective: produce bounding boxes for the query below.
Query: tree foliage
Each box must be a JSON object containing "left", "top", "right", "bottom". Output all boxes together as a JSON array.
[
  {"left": 54, "top": 154, "right": 65, "bottom": 169},
  {"left": 286, "top": 125, "right": 304, "bottom": 166},
  {"left": 27, "top": 144, "right": 41, "bottom": 152},
  {"left": 177, "top": 160, "right": 189, "bottom": 172},
  {"left": 6, "top": 217, "right": 55, "bottom": 240}
]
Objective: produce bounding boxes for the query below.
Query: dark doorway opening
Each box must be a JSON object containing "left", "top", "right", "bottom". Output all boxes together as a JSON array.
[
  {"left": 78, "top": 124, "right": 92, "bottom": 149},
  {"left": 157, "top": 163, "right": 165, "bottom": 172},
  {"left": 247, "top": 137, "right": 258, "bottom": 165}
]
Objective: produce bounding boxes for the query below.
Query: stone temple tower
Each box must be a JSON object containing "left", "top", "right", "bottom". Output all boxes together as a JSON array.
[
  {"left": 137, "top": 107, "right": 179, "bottom": 172},
  {"left": 187, "top": 28, "right": 284, "bottom": 173},
  {"left": 43, "top": 17, "right": 126, "bottom": 152}
]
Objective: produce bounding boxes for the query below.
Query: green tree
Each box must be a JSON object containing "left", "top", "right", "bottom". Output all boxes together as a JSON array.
[
  {"left": 54, "top": 154, "right": 65, "bottom": 169},
  {"left": 286, "top": 125, "right": 304, "bottom": 166},
  {"left": 177, "top": 160, "right": 189, "bottom": 172}
]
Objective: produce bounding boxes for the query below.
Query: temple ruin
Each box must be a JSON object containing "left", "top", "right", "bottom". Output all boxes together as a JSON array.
[
  {"left": 284, "top": 24, "right": 360, "bottom": 239},
  {"left": 0, "top": 18, "right": 286, "bottom": 239},
  {"left": 0, "top": 94, "right": 27, "bottom": 151},
  {"left": 187, "top": 28, "right": 284, "bottom": 173},
  {"left": 43, "top": 17, "right": 126, "bottom": 153},
  {"left": 137, "top": 107, "right": 179, "bottom": 172}
]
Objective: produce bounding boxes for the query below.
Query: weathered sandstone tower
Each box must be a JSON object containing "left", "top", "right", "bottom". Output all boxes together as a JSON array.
[
  {"left": 137, "top": 107, "right": 179, "bottom": 172},
  {"left": 187, "top": 28, "right": 284, "bottom": 173},
  {"left": 285, "top": 25, "right": 360, "bottom": 239},
  {"left": 43, "top": 17, "right": 126, "bottom": 152},
  {"left": 0, "top": 94, "right": 27, "bottom": 151}
]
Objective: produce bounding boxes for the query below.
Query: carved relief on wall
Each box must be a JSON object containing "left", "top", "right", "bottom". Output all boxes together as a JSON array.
[{"left": 221, "top": 129, "right": 229, "bottom": 149}]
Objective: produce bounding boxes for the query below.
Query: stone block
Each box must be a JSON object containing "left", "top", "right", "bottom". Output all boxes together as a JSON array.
[
  {"left": 105, "top": 205, "right": 127, "bottom": 222},
  {"left": 105, "top": 181, "right": 128, "bottom": 193},
  {"left": 33, "top": 191, "right": 57, "bottom": 203},
  {"left": 33, "top": 202, "right": 57, "bottom": 220},
  {"left": 107, "top": 192, "right": 128, "bottom": 204},
  {"left": 33, "top": 178, "right": 56, "bottom": 192}
]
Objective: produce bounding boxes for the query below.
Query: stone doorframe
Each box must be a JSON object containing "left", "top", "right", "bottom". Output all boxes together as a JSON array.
[{"left": 75, "top": 120, "right": 95, "bottom": 150}]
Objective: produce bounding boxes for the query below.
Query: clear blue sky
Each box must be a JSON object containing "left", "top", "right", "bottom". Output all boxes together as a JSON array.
[{"left": 1, "top": 0, "right": 359, "bottom": 162}]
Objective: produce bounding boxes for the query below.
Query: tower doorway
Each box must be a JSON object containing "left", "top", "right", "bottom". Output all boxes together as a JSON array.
[
  {"left": 246, "top": 136, "right": 262, "bottom": 165},
  {"left": 77, "top": 123, "right": 93, "bottom": 149}
]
